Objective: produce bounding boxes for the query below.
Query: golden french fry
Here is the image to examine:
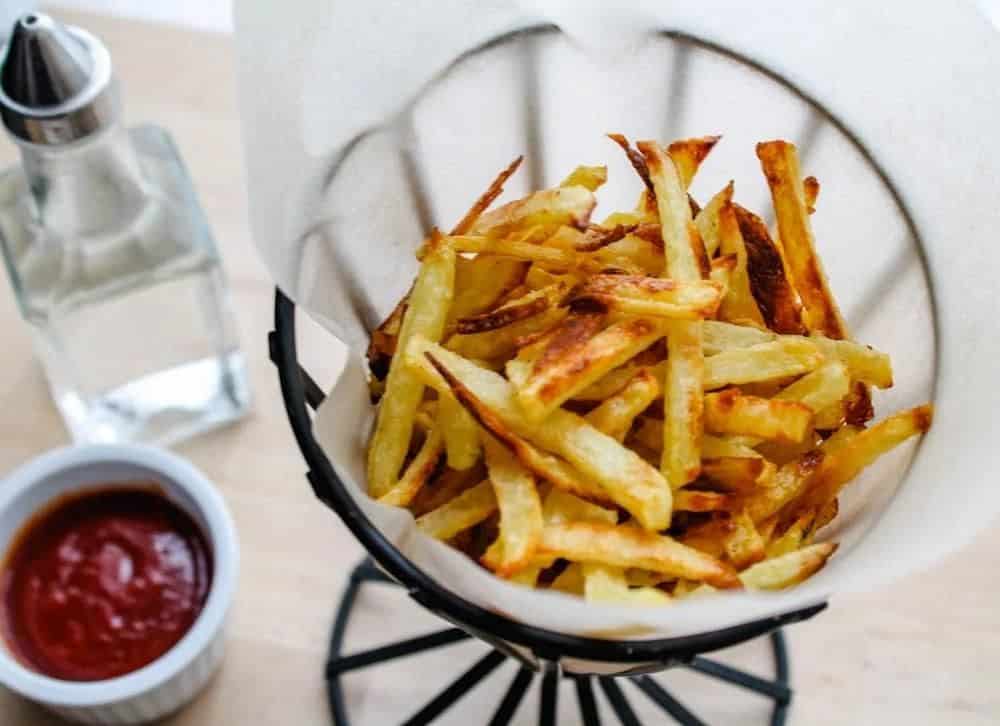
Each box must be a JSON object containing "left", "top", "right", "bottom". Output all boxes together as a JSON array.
[
  {"left": 757, "top": 141, "right": 848, "bottom": 340},
  {"left": 698, "top": 183, "right": 766, "bottom": 324},
  {"left": 482, "top": 436, "right": 544, "bottom": 575},
  {"left": 724, "top": 510, "right": 766, "bottom": 569},
  {"left": 803, "top": 176, "right": 820, "bottom": 213},
  {"left": 667, "top": 136, "right": 721, "bottom": 190},
  {"left": 743, "top": 451, "right": 826, "bottom": 523},
  {"left": 704, "top": 337, "right": 823, "bottom": 390},
  {"left": 538, "top": 522, "right": 741, "bottom": 589},
  {"left": 704, "top": 388, "right": 814, "bottom": 443},
  {"left": 674, "top": 489, "right": 732, "bottom": 512},
  {"left": 550, "top": 562, "right": 585, "bottom": 594},
  {"left": 560, "top": 165, "right": 608, "bottom": 191},
  {"left": 439, "top": 234, "right": 584, "bottom": 269},
  {"left": 515, "top": 316, "right": 666, "bottom": 422},
  {"left": 584, "top": 369, "right": 661, "bottom": 441},
  {"left": 702, "top": 434, "right": 763, "bottom": 459},
  {"left": 409, "top": 463, "right": 485, "bottom": 517},
  {"left": 811, "top": 498, "right": 839, "bottom": 534},
  {"left": 437, "top": 395, "right": 481, "bottom": 470},
  {"left": 413, "top": 342, "right": 671, "bottom": 529},
  {"left": 524, "top": 264, "right": 583, "bottom": 290},
  {"left": 573, "top": 357, "right": 656, "bottom": 401},
  {"left": 809, "top": 335, "right": 893, "bottom": 389},
  {"left": 416, "top": 480, "right": 497, "bottom": 540},
  {"left": 593, "top": 232, "right": 664, "bottom": 275},
  {"left": 377, "top": 428, "right": 445, "bottom": 507},
  {"left": 543, "top": 488, "right": 618, "bottom": 526},
  {"left": 709, "top": 254, "right": 737, "bottom": 297},
  {"left": 795, "top": 405, "right": 933, "bottom": 510},
  {"left": 367, "top": 232, "right": 456, "bottom": 497},
  {"left": 568, "top": 275, "right": 723, "bottom": 320},
  {"left": 455, "top": 283, "right": 565, "bottom": 335},
  {"left": 447, "top": 256, "right": 528, "bottom": 329},
  {"left": 638, "top": 141, "right": 708, "bottom": 488},
  {"left": 775, "top": 361, "right": 850, "bottom": 412},
  {"left": 702, "top": 320, "right": 773, "bottom": 355},
  {"left": 451, "top": 156, "right": 524, "bottom": 235},
  {"left": 447, "top": 306, "right": 568, "bottom": 360},
  {"left": 470, "top": 185, "right": 596, "bottom": 237},
  {"left": 367, "top": 296, "right": 407, "bottom": 381},
  {"left": 702, "top": 457, "right": 772, "bottom": 494},
  {"left": 582, "top": 563, "right": 672, "bottom": 606},
  {"left": 766, "top": 510, "right": 816, "bottom": 558},
  {"left": 740, "top": 542, "right": 837, "bottom": 590},
  {"left": 734, "top": 204, "right": 805, "bottom": 334}
]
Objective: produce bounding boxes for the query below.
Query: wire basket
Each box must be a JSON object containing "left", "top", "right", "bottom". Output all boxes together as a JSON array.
[{"left": 264, "top": 24, "right": 928, "bottom": 724}]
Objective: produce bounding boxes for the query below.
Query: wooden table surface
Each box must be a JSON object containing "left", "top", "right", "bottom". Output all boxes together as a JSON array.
[{"left": 0, "top": 10, "right": 997, "bottom": 725}]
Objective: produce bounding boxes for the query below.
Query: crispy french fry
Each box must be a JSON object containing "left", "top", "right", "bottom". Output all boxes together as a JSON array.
[
  {"left": 812, "top": 497, "right": 839, "bottom": 534},
  {"left": 803, "top": 176, "right": 820, "bottom": 213},
  {"left": 413, "top": 342, "right": 672, "bottom": 529},
  {"left": 568, "top": 274, "right": 723, "bottom": 320},
  {"left": 714, "top": 191, "right": 766, "bottom": 325},
  {"left": 702, "top": 435, "right": 763, "bottom": 459},
  {"left": 367, "top": 296, "right": 407, "bottom": 380},
  {"left": 377, "top": 428, "right": 445, "bottom": 507},
  {"left": 447, "top": 306, "right": 568, "bottom": 360},
  {"left": 704, "top": 388, "right": 813, "bottom": 443},
  {"left": 667, "top": 136, "right": 721, "bottom": 190},
  {"left": 674, "top": 489, "right": 732, "bottom": 512},
  {"left": 367, "top": 232, "right": 456, "bottom": 497},
  {"left": 742, "top": 451, "right": 826, "bottom": 523},
  {"left": 451, "top": 156, "right": 524, "bottom": 235},
  {"left": 593, "top": 232, "right": 664, "bottom": 275},
  {"left": 795, "top": 405, "right": 933, "bottom": 510},
  {"left": 775, "top": 361, "right": 851, "bottom": 412},
  {"left": 703, "top": 338, "right": 822, "bottom": 390},
  {"left": 724, "top": 510, "right": 766, "bottom": 569},
  {"left": 607, "top": 133, "right": 654, "bottom": 194},
  {"left": 573, "top": 358, "right": 655, "bottom": 401},
  {"left": 551, "top": 563, "right": 585, "bottom": 594},
  {"left": 560, "top": 165, "right": 608, "bottom": 191},
  {"left": 694, "top": 182, "right": 730, "bottom": 258},
  {"left": 703, "top": 320, "right": 773, "bottom": 355},
  {"left": 416, "top": 480, "right": 497, "bottom": 540},
  {"left": 525, "top": 264, "right": 583, "bottom": 290},
  {"left": 437, "top": 395, "right": 481, "bottom": 470},
  {"left": 636, "top": 141, "right": 708, "bottom": 488},
  {"left": 709, "top": 254, "right": 737, "bottom": 297},
  {"left": 758, "top": 141, "right": 848, "bottom": 340},
  {"left": 734, "top": 204, "right": 805, "bottom": 334},
  {"left": 515, "top": 316, "right": 666, "bottom": 422},
  {"left": 470, "top": 185, "right": 596, "bottom": 237},
  {"left": 740, "top": 542, "right": 837, "bottom": 590},
  {"left": 584, "top": 369, "right": 661, "bottom": 441},
  {"left": 582, "top": 563, "right": 672, "bottom": 606},
  {"left": 543, "top": 488, "right": 618, "bottom": 526},
  {"left": 448, "top": 256, "right": 527, "bottom": 326},
  {"left": 455, "top": 283, "right": 565, "bottom": 335},
  {"left": 409, "top": 463, "right": 485, "bottom": 517},
  {"left": 702, "top": 457, "right": 773, "bottom": 494},
  {"left": 809, "top": 335, "right": 893, "bottom": 389},
  {"left": 482, "top": 436, "right": 544, "bottom": 574},
  {"left": 439, "top": 234, "right": 584, "bottom": 269},
  {"left": 766, "top": 510, "right": 816, "bottom": 558},
  {"left": 539, "top": 522, "right": 741, "bottom": 589}
]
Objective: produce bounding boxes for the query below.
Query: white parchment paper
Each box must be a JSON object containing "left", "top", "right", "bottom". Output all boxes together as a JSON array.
[{"left": 234, "top": 0, "right": 1000, "bottom": 638}]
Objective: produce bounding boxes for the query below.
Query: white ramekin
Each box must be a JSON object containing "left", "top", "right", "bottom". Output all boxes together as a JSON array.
[{"left": 0, "top": 444, "right": 239, "bottom": 725}]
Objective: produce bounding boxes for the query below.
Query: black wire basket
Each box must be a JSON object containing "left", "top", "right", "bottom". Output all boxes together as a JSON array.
[{"left": 269, "top": 290, "right": 828, "bottom": 726}]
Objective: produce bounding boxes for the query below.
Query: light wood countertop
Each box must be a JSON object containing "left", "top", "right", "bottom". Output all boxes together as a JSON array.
[{"left": 0, "top": 10, "right": 997, "bottom": 725}]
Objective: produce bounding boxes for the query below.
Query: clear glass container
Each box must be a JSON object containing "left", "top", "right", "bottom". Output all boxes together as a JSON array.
[{"left": 0, "top": 121, "right": 250, "bottom": 445}]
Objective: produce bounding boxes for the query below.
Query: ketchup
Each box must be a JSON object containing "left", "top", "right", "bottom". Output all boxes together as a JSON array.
[{"left": 1, "top": 487, "right": 212, "bottom": 681}]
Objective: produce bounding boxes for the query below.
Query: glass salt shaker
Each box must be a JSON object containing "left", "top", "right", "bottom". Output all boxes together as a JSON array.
[{"left": 0, "top": 13, "right": 250, "bottom": 446}]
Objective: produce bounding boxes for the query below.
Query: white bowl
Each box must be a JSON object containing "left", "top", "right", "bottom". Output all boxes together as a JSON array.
[{"left": 0, "top": 444, "right": 239, "bottom": 724}]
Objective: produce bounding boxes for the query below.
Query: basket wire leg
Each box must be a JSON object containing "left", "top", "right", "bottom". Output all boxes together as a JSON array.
[
  {"left": 539, "top": 662, "right": 560, "bottom": 726},
  {"left": 401, "top": 650, "right": 508, "bottom": 726},
  {"left": 598, "top": 677, "right": 642, "bottom": 726},
  {"left": 575, "top": 677, "right": 601, "bottom": 726},
  {"left": 488, "top": 667, "right": 535, "bottom": 726},
  {"left": 632, "top": 676, "right": 707, "bottom": 726}
]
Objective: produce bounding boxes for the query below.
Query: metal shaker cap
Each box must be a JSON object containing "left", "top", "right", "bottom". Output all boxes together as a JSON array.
[{"left": 0, "top": 12, "right": 117, "bottom": 144}]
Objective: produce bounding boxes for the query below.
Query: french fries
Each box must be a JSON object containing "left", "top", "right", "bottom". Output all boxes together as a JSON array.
[{"left": 363, "top": 138, "right": 931, "bottom": 605}]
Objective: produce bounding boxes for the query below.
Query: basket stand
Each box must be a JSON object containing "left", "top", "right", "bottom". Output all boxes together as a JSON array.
[{"left": 269, "top": 289, "right": 826, "bottom": 726}]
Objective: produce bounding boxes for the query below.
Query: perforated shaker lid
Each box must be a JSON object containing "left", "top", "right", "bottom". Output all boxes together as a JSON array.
[{"left": 0, "top": 12, "right": 117, "bottom": 144}]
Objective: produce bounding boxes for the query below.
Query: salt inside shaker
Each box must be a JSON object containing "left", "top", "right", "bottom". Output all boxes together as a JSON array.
[{"left": 0, "top": 13, "right": 250, "bottom": 445}]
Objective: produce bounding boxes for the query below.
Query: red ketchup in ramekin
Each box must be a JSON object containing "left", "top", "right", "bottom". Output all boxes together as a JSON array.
[{"left": 0, "top": 486, "right": 212, "bottom": 682}]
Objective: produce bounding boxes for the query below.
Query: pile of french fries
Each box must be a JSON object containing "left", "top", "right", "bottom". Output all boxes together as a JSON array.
[{"left": 364, "top": 135, "right": 933, "bottom": 605}]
